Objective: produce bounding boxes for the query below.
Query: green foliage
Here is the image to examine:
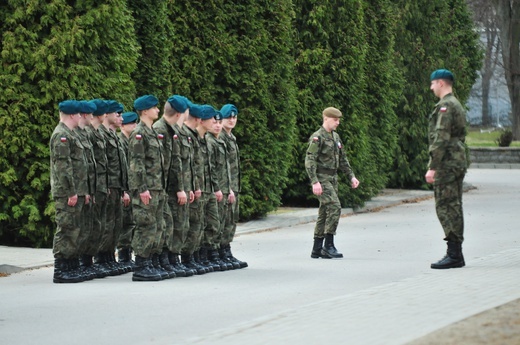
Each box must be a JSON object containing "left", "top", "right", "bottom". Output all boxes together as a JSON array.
[
  {"left": 0, "top": 0, "right": 139, "bottom": 247},
  {"left": 167, "top": 0, "right": 298, "bottom": 220},
  {"left": 496, "top": 129, "right": 513, "bottom": 147},
  {"left": 389, "top": 0, "right": 482, "bottom": 188}
]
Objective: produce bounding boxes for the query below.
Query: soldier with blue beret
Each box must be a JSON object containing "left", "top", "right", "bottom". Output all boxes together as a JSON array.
[
  {"left": 219, "top": 104, "right": 247, "bottom": 268},
  {"left": 427, "top": 69, "right": 467, "bottom": 269},
  {"left": 134, "top": 95, "right": 159, "bottom": 111},
  {"left": 79, "top": 100, "right": 97, "bottom": 114},
  {"left": 59, "top": 100, "right": 82, "bottom": 114},
  {"left": 92, "top": 99, "right": 109, "bottom": 117},
  {"left": 122, "top": 112, "right": 138, "bottom": 125}
]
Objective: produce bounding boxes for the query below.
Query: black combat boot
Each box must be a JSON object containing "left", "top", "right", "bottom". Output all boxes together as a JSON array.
[
  {"left": 198, "top": 248, "right": 215, "bottom": 272},
  {"left": 94, "top": 252, "right": 117, "bottom": 276},
  {"left": 71, "top": 257, "right": 94, "bottom": 281},
  {"left": 181, "top": 254, "right": 206, "bottom": 275},
  {"left": 431, "top": 241, "right": 465, "bottom": 269},
  {"left": 321, "top": 234, "right": 343, "bottom": 258},
  {"left": 152, "top": 253, "right": 172, "bottom": 279},
  {"left": 53, "top": 258, "right": 84, "bottom": 283},
  {"left": 311, "top": 237, "right": 324, "bottom": 259},
  {"left": 169, "top": 252, "right": 194, "bottom": 277},
  {"left": 80, "top": 255, "right": 106, "bottom": 279},
  {"left": 158, "top": 250, "right": 177, "bottom": 279},
  {"left": 132, "top": 256, "right": 162, "bottom": 282},
  {"left": 225, "top": 244, "right": 248, "bottom": 268},
  {"left": 208, "top": 248, "right": 229, "bottom": 271},
  {"left": 194, "top": 250, "right": 214, "bottom": 272},
  {"left": 219, "top": 246, "right": 239, "bottom": 269},
  {"left": 117, "top": 248, "right": 133, "bottom": 272}
]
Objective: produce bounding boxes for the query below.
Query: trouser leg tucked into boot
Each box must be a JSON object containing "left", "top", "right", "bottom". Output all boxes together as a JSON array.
[
  {"left": 311, "top": 237, "right": 324, "bottom": 259},
  {"left": 321, "top": 234, "right": 343, "bottom": 258},
  {"left": 431, "top": 241, "right": 465, "bottom": 269},
  {"left": 225, "top": 244, "right": 248, "bottom": 268},
  {"left": 132, "top": 256, "right": 162, "bottom": 281},
  {"left": 53, "top": 258, "right": 84, "bottom": 284}
]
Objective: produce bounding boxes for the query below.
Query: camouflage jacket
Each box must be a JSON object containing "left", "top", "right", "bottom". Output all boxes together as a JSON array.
[
  {"left": 153, "top": 117, "right": 183, "bottom": 194},
  {"left": 86, "top": 124, "right": 108, "bottom": 194},
  {"left": 50, "top": 122, "right": 88, "bottom": 198},
  {"left": 99, "top": 124, "right": 125, "bottom": 190},
  {"left": 206, "top": 132, "right": 231, "bottom": 194},
  {"left": 221, "top": 131, "right": 241, "bottom": 193},
  {"left": 305, "top": 126, "right": 355, "bottom": 184},
  {"left": 178, "top": 125, "right": 195, "bottom": 192},
  {"left": 184, "top": 125, "right": 203, "bottom": 192},
  {"left": 428, "top": 93, "right": 467, "bottom": 173},
  {"left": 128, "top": 122, "right": 167, "bottom": 192},
  {"left": 75, "top": 127, "right": 97, "bottom": 195},
  {"left": 199, "top": 134, "right": 212, "bottom": 193},
  {"left": 117, "top": 132, "right": 130, "bottom": 191}
]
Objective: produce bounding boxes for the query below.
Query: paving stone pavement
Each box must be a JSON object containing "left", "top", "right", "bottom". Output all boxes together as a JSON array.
[{"left": 183, "top": 248, "right": 520, "bottom": 345}]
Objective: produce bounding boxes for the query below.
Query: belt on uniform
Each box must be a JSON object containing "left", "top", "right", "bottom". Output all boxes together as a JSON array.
[{"left": 316, "top": 167, "right": 337, "bottom": 175}]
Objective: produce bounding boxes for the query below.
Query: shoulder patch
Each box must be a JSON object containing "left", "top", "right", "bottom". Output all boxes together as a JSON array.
[
  {"left": 135, "top": 134, "right": 142, "bottom": 140},
  {"left": 158, "top": 134, "right": 164, "bottom": 140},
  {"left": 60, "top": 137, "right": 67, "bottom": 142},
  {"left": 440, "top": 107, "right": 447, "bottom": 113},
  {"left": 337, "top": 142, "right": 342, "bottom": 149},
  {"left": 313, "top": 137, "right": 319, "bottom": 142},
  {"left": 173, "top": 134, "right": 178, "bottom": 140},
  {"left": 188, "top": 137, "right": 192, "bottom": 143}
]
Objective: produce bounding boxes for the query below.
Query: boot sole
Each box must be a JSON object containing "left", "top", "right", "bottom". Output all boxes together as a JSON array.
[
  {"left": 431, "top": 262, "right": 465, "bottom": 269},
  {"left": 132, "top": 276, "right": 162, "bottom": 281}
]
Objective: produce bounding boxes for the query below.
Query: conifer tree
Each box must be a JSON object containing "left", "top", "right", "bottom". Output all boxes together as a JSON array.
[{"left": 0, "top": 0, "right": 139, "bottom": 246}]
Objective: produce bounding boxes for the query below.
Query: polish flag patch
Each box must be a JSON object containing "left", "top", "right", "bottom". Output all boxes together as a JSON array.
[
  {"left": 135, "top": 134, "right": 142, "bottom": 140},
  {"left": 312, "top": 137, "right": 319, "bottom": 142},
  {"left": 173, "top": 134, "right": 178, "bottom": 139},
  {"left": 60, "top": 137, "right": 67, "bottom": 142},
  {"left": 440, "top": 107, "right": 447, "bottom": 112},
  {"left": 337, "top": 142, "right": 342, "bottom": 149},
  {"left": 188, "top": 137, "right": 192, "bottom": 142},
  {"left": 158, "top": 134, "right": 164, "bottom": 140}
]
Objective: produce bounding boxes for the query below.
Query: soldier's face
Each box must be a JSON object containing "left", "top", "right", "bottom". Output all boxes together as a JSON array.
[
  {"left": 144, "top": 106, "right": 160, "bottom": 121},
  {"left": 212, "top": 120, "right": 223, "bottom": 134},
  {"left": 201, "top": 118, "right": 216, "bottom": 132},
  {"left": 430, "top": 80, "right": 442, "bottom": 98},
  {"left": 223, "top": 116, "right": 237, "bottom": 131},
  {"left": 324, "top": 116, "right": 340, "bottom": 131}
]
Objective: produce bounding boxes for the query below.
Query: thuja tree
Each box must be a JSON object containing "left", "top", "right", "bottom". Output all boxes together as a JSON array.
[
  {"left": 168, "top": 0, "right": 298, "bottom": 220},
  {"left": 389, "top": 0, "right": 482, "bottom": 188},
  {"left": 0, "top": 0, "right": 139, "bottom": 247},
  {"left": 285, "top": 0, "right": 374, "bottom": 208}
]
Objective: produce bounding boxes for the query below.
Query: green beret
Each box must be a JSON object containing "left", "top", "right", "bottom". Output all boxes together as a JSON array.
[
  {"left": 134, "top": 95, "right": 159, "bottom": 111},
  {"left": 92, "top": 99, "right": 109, "bottom": 116},
  {"left": 220, "top": 104, "right": 238, "bottom": 118},
  {"left": 79, "top": 100, "right": 97, "bottom": 114},
  {"left": 430, "top": 69, "right": 454, "bottom": 82},
  {"left": 323, "top": 107, "right": 342, "bottom": 118},
  {"left": 59, "top": 100, "right": 82, "bottom": 115},
  {"left": 167, "top": 95, "right": 189, "bottom": 113},
  {"left": 122, "top": 112, "right": 138, "bottom": 125}
]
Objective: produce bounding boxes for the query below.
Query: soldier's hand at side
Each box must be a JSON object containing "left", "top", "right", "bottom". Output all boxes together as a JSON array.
[
  {"left": 215, "top": 190, "right": 223, "bottom": 202},
  {"left": 68, "top": 194, "right": 78, "bottom": 207},
  {"left": 312, "top": 182, "right": 322, "bottom": 196},
  {"left": 425, "top": 169, "right": 435, "bottom": 184},
  {"left": 140, "top": 190, "right": 151, "bottom": 205},
  {"left": 85, "top": 195, "right": 91, "bottom": 205},
  {"left": 189, "top": 191, "right": 195, "bottom": 204},
  {"left": 351, "top": 177, "right": 360, "bottom": 189},
  {"left": 122, "top": 192, "right": 131, "bottom": 207},
  {"left": 194, "top": 189, "right": 202, "bottom": 200},
  {"left": 228, "top": 190, "right": 236, "bottom": 204},
  {"left": 177, "top": 191, "right": 187, "bottom": 205}
]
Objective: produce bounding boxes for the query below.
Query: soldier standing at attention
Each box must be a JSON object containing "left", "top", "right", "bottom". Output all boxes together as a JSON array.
[
  {"left": 50, "top": 100, "right": 88, "bottom": 283},
  {"left": 305, "top": 107, "right": 360, "bottom": 259},
  {"left": 128, "top": 95, "right": 167, "bottom": 282},
  {"left": 426, "top": 69, "right": 468, "bottom": 269},
  {"left": 219, "top": 104, "right": 247, "bottom": 268},
  {"left": 117, "top": 112, "right": 138, "bottom": 270}
]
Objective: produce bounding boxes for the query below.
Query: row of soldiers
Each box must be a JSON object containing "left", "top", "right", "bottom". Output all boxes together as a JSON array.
[{"left": 50, "top": 95, "right": 247, "bottom": 283}]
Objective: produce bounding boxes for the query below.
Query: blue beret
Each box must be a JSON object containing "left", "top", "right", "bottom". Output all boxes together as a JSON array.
[
  {"left": 430, "top": 69, "right": 454, "bottom": 82},
  {"left": 134, "top": 95, "right": 159, "bottom": 111},
  {"left": 199, "top": 105, "right": 221, "bottom": 120},
  {"left": 167, "top": 95, "right": 189, "bottom": 113},
  {"left": 59, "top": 100, "right": 82, "bottom": 114},
  {"left": 122, "top": 112, "right": 138, "bottom": 125},
  {"left": 79, "top": 100, "right": 97, "bottom": 114},
  {"left": 105, "top": 100, "right": 122, "bottom": 113},
  {"left": 189, "top": 104, "right": 203, "bottom": 118},
  {"left": 220, "top": 104, "right": 238, "bottom": 119},
  {"left": 92, "top": 99, "right": 109, "bottom": 116}
]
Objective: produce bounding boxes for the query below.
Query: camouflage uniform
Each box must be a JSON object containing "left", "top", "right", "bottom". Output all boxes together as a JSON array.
[
  {"left": 50, "top": 123, "right": 88, "bottom": 259},
  {"left": 305, "top": 127, "right": 355, "bottom": 237},
  {"left": 152, "top": 118, "right": 183, "bottom": 254},
  {"left": 200, "top": 134, "right": 220, "bottom": 249},
  {"left": 206, "top": 132, "right": 231, "bottom": 248},
  {"left": 220, "top": 131, "right": 240, "bottom": 245},
  {"left": 184, "top": 125, "right": 205, "bottom": 254},
  {"left": 128, "top": 122, "right": 167, "bottom": 258},
  {"left": 117, "top": 131, "right": 135, "bottom": 250},
  {"left": 98, "top": 124, "right": 125, "bottom": 254},
  {"left": 86, "top": 124, "right": 108, "bottom": 256},
  {"left": 178, "top": 125, "right": 195, "bottom": 255},
  {"left": 428, "top": 93, "right": 467, "bottom": 243},
  {"left": 74, "top": 126, "right": 96, "bottom": 256}
]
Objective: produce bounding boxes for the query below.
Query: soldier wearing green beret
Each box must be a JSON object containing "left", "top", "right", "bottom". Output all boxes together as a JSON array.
[
  {"left": 305, "top": 107, "right": 360, "bottom": 259},
  {"left": 427, "top": 69, "right": 468, "bottom": 269},
  {"left": 128, "top": 95, "right": 168, "bottom": 281},
  {"left": 50, "top": 100, "right": 89, "bottom": 283}
]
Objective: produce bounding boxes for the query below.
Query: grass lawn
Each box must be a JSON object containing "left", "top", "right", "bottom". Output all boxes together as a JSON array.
[{"left": 466, "top": 127, "right": 520, "bottom": 147}]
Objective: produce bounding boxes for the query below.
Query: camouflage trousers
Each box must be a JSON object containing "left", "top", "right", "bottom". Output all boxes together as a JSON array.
[
  {"left": 117, "top": 200, "right": 135, "bottom": 250},
  {"left": 131, "top": 190, "right": 166, "bottom": 258},
  {"left": 221, "top": 193, "right": 239, "bottom": 245},
  {"left": 165, "top": 195, "right": 189, "bottom": 254},
  {"left": 314, "top": 177, "right": 341, "bottom": 238},
  {"left": 52, "top": 196, "right": 84, "bottom": 259},
  {"left": 77, "top": 200, "right": 93, "bottom": 255},
  {"left": 98, "top": 188, "right": 122, "bottom": 253},
  {"left": 182, "top": 194, "right": 206, "bottom": 254},
  {"left": 434, "top": 172, "right": 465, "bottom": 243},
  {"left": 202, "top": 193, "right": 221, "bottom": 250},
  {"left": 85, "top": 191, "right": 107, "bottom": 256}
]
